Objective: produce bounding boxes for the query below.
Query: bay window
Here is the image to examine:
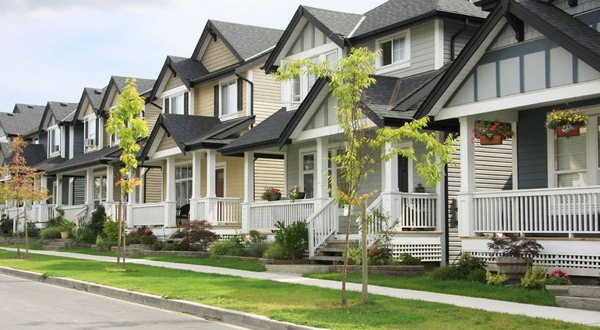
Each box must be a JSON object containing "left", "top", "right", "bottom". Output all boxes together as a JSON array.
[{"left": 220, "top": 81, "right": 237, "bottom": 119}]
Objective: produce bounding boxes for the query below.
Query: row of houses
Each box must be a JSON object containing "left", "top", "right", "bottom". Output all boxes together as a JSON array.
[{"left": 2, "top": 0, "right": 599, "bottom": 276}]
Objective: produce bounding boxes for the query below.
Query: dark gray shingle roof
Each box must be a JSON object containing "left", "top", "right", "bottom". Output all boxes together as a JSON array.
[
  {"left": 302, "top": 6, "right": 364, "bottom": 37},
  {"left": 167, "top": 56, "right": 210, "bottom": 86},
  {"left": 0, "top": 104, "right": 45, "bottom": 136},
  {"left": 209, "top": 20, "right": 283, "bottom": 59},
  {"left": 47, "top": 146, "right": 120, "bottom": 174},
  {"left": 6, "top": 144, "right": 47, "bottom": 167},
  {"left": 112, "top": 76, "right": 156, "bottom": 95},
  {"left": 352, "top": 0, "right": 486, "bottom": 38},
  {"left": 84, "top": 87, "right": 106, "bottom": 110},
  {"left": 47, "top": 102, "right": 78, "bottom": 123}
]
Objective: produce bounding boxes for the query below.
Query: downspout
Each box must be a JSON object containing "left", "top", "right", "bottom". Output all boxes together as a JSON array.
[
  {"left": 236, "top": 74, "right": 254, "bottom": 127},
  {"left": 450, "top": 19, "right": 471, "bottom": 61}
]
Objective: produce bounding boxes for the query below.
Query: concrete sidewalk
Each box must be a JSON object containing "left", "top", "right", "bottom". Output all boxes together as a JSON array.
[{"left": 2, "top": 247, "right": 600, "bottom": 327}]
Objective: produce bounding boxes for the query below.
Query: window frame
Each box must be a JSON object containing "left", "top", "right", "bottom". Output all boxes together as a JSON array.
[
  {"left": 219, "top": 79, "right": 238, "bottom": 120},
  {"left": 175, "top": 163, "right": 193, "bottom": 208},
  {"left": 299, "top": 149, "right": 316, "bottom": 199},
  {"left": 83, "top": 114, "right": 97, "bottom": 152},
  {"left": 376, "top": 29, "right": 411, "bottom": 73},
  {"left": 47, "top": 124, "right": 61, "bottom": 158}
]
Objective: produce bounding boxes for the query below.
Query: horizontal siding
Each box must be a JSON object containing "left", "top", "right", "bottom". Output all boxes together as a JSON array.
[
  {"left": 144, "top": 102, "right": 161, "bottom": 132},
  {"left": 165, "top": 74, "right": 184, "bottom": 91},
  {"left": 443, "top": 20, "right": 476, "bottom": 64},
  {"left": 251, "top": 64, "right": 282, "bottom": 124},
  {"left": 73, "top": 178, "right": 85, "bottom": 205},
  {"left": 144, "top": 167, "right": 163, "bottom": 203},
  {"left": 194, "top": 83, "right": 217, "bottom": 117},
  {"left": 254, "top": 158, "right": 285, "bottom": 200},
  {"left": 73, "top": 123, "right": 84, "bottom": 157},
  {"left": 201, "top": 37, "right": 239, "bottom": 72},
  {"left": 156, "top": 134, "right": 177, "bottom": 152}
]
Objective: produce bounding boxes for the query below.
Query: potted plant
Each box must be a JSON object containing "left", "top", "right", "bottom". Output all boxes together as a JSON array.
[
  {"left": 262, "top": 187, "right": 281, "bottom": 201},
  {"left": 288, "top": 185, "right": 305, "bottom": 203},
  {"left": 545, "top": 109, "right": 588, "bottom": 137},
  {"left": 487, "top": 234, "right": 543, "bottom": 281},
  {"left": 473, "top": 120, "right": 514, "bottom": 145},
  {"left": 58, "top": 218, "right": 75, "bottom": 240}
]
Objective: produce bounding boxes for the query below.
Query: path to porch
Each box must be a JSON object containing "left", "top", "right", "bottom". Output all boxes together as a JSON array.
[{"left": 2, "top": 248, "right": 599, "bottom": 326}]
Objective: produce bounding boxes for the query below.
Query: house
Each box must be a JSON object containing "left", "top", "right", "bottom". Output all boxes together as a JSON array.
[
  {"left": 414, "top": 0, "right": 600, "bottom": 276},
  {"left": 129, "top": 20, "right": 284, "bottom": 236},
  {"left": 0, "top": 103, "right": 46, "bottom": 165},
  {"left": 220, "top": 1, "right": 493, "bottom": 263}
]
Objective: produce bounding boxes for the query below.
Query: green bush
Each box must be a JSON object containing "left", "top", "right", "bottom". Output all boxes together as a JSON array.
[
  {"left": 369, "top": 246, "right": 394, "bottom": 265},
  {"left": 271, "top": 220, "right": 308, "bottom": 260},
  {"left": 521, "top": 266, "right": 548, "bottom": 290},
  {"left": 141, "top": 233, "right": 158, "bottom": 245},
  {"left": 486, "top": 269, "right": 509, "bottom": 286},
  {"left": 429, "top": 253, "right": 487, "bottom": 283},
  {"left": 545, "top": 276, "right": 569, "bottom": 286},
  {"left": 97, "top": 239, "right": 118, "bottom": 248},
  {"left": 161, "top": 242, "right": 178, "bottom": 251},
  {"left": 88, "top": 205, "right": 107, "bottom": 239},
  {"left": 263, "top": 243, "right": 289, "bottom": 260},
  {"left": 345, "top": 244, "right": 362, "bottom": 265},
  {"left": 26, "top": 222, "right": 40, "bottom": 238},
  {"left": 0, "top": 214, "right": 11, "bottom": 235},
  {"left": 40, "top": 227, "right": 61, "bottom": 240},
  {"left": 74, "top": 226, "right": 97, "bottom": 243},
  {"left": 103, "top": 221, "right": 119, "bottom": 240},
  {"left": 211, "top": 238, "right": 245, "bottom": 257},
  {"left": 28, "top": 241, "right": 43, "bottom": 250},
  {"left": 398, "top": 253, "right": 421, "bottom": 266}
]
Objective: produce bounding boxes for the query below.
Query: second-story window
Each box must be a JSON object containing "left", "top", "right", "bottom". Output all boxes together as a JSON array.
[
  {"left": 282, "top": 50, "right": 338, "bottom": 109},
  {"left": 84, "top": 116, "right": 96, "bottom": 152},
  {"left": 220, "top": 81, "right": 237, "bottom": 119},
  {"left": 377, "top": 31, "right": 410, "bottom": 70},
  {"left": 47, "top": 120, "right": 60, "bottom": 156},
  {"left": 164, "top": 92, "right": 189, "bottom": 115}
]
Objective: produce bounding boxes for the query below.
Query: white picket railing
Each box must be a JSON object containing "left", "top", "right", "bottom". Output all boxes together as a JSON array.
[
  {"left": 61, "top": 205, "right": 88, "bottom": 222},
  {"left": 130, "top": 203, "right": 166, "bottom": 226},
  {"left": 358, "top": 195, "right": 384, "bottom": 249},
  {"left": 215, "top": 198, "right": 242, "bottom": 223},
  {"left": 307, "top": 198, "right": 338, "bottom": 258},
  {"left": 248, "top": 199, "right": 317, "bottom": 231},
  {"left": 472, "top": 186, "right": 600, "bottom": 236},
  {"left": 396, "top": 193, "right": 438, "bottom": 229}
]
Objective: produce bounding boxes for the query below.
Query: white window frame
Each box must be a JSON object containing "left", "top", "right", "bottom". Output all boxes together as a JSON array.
[
  {"left": 47, "top": 124, "right": 61, "bottom": 158},
  {"left": 376, "top": 29, "right": 411, "bottom": 74},
  {"left": 164, "top": 91, "right": 187, "bottom": 115},
  {"left": 299, "top": 148, "right": 316, "bottom": 199},
  {"left": 93, "top": 176, "right": 107, "bottom": 203},
  {"left": 219, "top": 79, "right": 238, "bottom": 121},
  {"left": 83, "top": 114, "right": 97, "bottom": 153},
  {"left": 108, "top": 106, "right": 121, "bottom": 147}
]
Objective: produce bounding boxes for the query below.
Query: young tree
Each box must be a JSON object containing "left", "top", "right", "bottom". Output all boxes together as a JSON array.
[
  {"left": 106, "top": 79, "right": 149, "bottom": 266},
  {"left": 277, "top": 48, "right": 455, "bottom": 305},
  {"left": 0, "top": 136, "right": 49, "bottom": 257}
]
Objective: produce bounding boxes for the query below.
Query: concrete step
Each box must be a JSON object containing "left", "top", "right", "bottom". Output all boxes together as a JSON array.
[
  {"left": 310, "top": 255, "right": 344, "bottom": 262},
  {"left": 569, "top": 286, "right": 600, "bottom": 299},
  {"left": 556, "top": 296, "right": 600, "bottom": 312},
  {"left": 319, "top": 248, "right": 344, "bottom": 254}
]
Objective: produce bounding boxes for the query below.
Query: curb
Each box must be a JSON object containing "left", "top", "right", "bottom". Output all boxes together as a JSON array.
[{"left": 0, "top": 266, "right": 323, "bottom": 330}]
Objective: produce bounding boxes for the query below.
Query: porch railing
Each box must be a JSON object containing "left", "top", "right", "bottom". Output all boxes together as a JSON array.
[
  {"left": 308, "top": 198, "right": 338, "bottom": 258},
  {"left": 396, "top": 193, "right": 438, "bottom": 229},
  {"left": 130, "top": 202, "right": 166, "bottom": 226},
  {"left": 358, "top": 194, "right": 384, "bottom": 249},
  {"left": 248, "top": 199, "right": 317, "bottom": 231},
  {"left": 61, "top": 205, "right": 88, "bottom": 222},
  {"left": 472, "top": 186, "right": 600, "bottom": 236},
  {"left": 215, "top": 198, "right": 242, "bottom": 223}
]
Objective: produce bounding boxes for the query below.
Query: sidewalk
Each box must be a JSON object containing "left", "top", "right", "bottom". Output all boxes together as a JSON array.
[{"left": 2, "top": 247, "right": 600, "bottom": 327}]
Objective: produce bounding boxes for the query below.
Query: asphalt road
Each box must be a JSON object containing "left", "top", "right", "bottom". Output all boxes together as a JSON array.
[{"left": 0, "top": 274, "right": 246, "bottom": 330}]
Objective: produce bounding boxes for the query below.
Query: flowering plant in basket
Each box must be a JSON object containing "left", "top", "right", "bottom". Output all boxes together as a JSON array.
[
  {"left": 473, "top": 120, "right": 514, "bottom": 145},
  {"left": 545, "top": 109, "right": 588, "bottom": 137}
]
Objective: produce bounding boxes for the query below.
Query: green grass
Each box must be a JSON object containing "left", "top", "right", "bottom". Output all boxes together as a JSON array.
[
  {"left": 1, "top": 242, "right": 43, "bottom": 250},
  {"left": 55, "top": 248, "right": 266, "bottom": 272},
  {"left": 0, "top": 250, "right": 591, "bottom": 330},
  {"left": 305, "top": 272, "right": 557, "bottom": 306}
]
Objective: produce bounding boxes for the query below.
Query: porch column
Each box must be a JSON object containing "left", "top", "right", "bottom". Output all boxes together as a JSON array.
[
  {"left": 315, "top": 137, "right": 329, "bottom": 205},
  {"left": 458, "top": 116, "right": 476, "bottom": 237},
  {"left": 190, "top": 150, "right": 203, "bottom": 220},
  {"left": 41, "top": 176, "right": 48, "bottom": 205},
  {"left": 205, "top": 149, "right": 217, "bottom": 222},
  {"left": 84, "top": 169, "right": 94, "bottom": 206},
  {"left": 242, "top": 151, "right": 255, "bottom": 233},
  {"left": 164, "top": 156, "right": 176, "bottom": 227},
  {"left": 106, "top": 166, "right": 114, "bottom": 203},
  {"left": 382, "top": 142, "right": 400, "bottom": 227},
  {"left": 435, "top": 132, "right": 448, "bottom": 265}
]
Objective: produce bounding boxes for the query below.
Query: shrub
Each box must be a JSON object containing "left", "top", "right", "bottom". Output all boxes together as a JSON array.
[
  {"left": 0, "top": 214, "right": 11, "bottom": 235},
  {"left": 548, "top": 268, "right": 572, "bottom": 285},
  {"left": 26, "top": 222, "right": 40, "bottom": 238},
  {"left": 369, "top": 246, "right": 394, "bottom": 265},
  {"left": 28, "top": 241, "right": 43, "bottom": 250},
  {"left": 429, "top": 253, "right": 487, "bottom": 283},
  {"left": 486, "top": 269, "right": 508, "bottom": 286},
  {"left": 103, "top": 221, "right": 119, "bottom": 240},
  {"left": 521, "top": 266, "right": 548, "bottom": 290},
  {"left": 88, "top": 205, "right": 107, "bottom": 239},
  {"left": 177, "top": 236, "right": 190, "bottom": 251},
  {"left": 152, "top": 240, "right": 164, "bottom": 251},
  {"left": 272, "top": 220, "right": 308, "bottom": 260},
  {"left": 74, "top": 226, "right": 97, "bottom": 243},
  {"left": 177, "top": 220, "right": 217, "bottom": 251},
  {"left": 245, "top": 242, "right": 268, "bottom": 258},
  {"left": 141, "top": 231, "right": 158, "bottom": 245},
  {"left": 40, "top": 227, "right": 61, "bottom": 240},
  {"left": 211, "top": 238, "right": 245, "bottom": 257},
  {"left": 97, "top": 239, "right": 118, "bottom": 248},
  {"left": 398, "top": 253, "right": 421, "bottom": 266},
  {"left": 263, "top": 243, "right": 289, "bottom": 260},
  {"left": 127, "top": 226, "right": 155, "bottom": 245},
  {"left": 488, "top": 234, "right": 543, "bottom": 258},
  {"left": 161, "top": 242, "right": 178, "bottom": 251},
  {"left": 545, "top": 276, "right": 570, "bottom": 286},
  {"left": 345, "top": 244, "right": 362, "bottom": 265}
]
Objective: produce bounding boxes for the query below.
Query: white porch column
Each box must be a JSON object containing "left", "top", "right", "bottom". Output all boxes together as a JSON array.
[
  {"left": 315, "top": 137, "right": 329, "bottom": 204},
  {"left": 56, "top": 174, "right": 63, "bottom": 206},
  {"left": 164, "top": 156, "right": 176, "bottom": 227},
  {"left": 190, "top": 151, "right": 203, "bottom": 220},
  {"left": 205, "top": 149, "right": 217, "bottom": 222},
  {"left": 242, "top": 151, "right": 255, "bottom": 233},
  {"left": 106, "top": 166, "right": 114, "bottom": 203},
  {"left": 382, "top": 142, "right": 400, "bottom": 226},
  {"left": 458, "top": 116, "right": 476, "bottom": 237}
]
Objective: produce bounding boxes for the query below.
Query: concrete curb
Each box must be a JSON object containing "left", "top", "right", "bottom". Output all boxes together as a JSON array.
[{"left": 0, "top": 266, "right": 324, "bottom": 330}]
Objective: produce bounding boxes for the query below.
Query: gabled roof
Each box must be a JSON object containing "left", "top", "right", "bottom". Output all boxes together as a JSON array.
[
  {"left": 46, "top": 145, "right": 120, "bottom": 175},
  {"left": 32, "top": 156, "right": 66, "bottom": 172},
  {"left": 147, "top": 56, "right": 209, "bottom": 102},
  {"left": 220, "top": 107, "right": 295, "bottom": 155},
  {"left": 351, "top": 0, "right": 486, "bottom": 40},
  {"left": 46, "top": 102, "right": 78, "bottom": 123},
  {"left": 191, "top": 20, "right": 283, "bottom": 62},
  {"left": 0, "top": 104, "right": 45, "bottom": 136},
  {"left": 13, "top": 103, "right": 45, "bottom": 115},
  {"left": 98, "top": 76, "right": 156, "bottom": 116},
  {"left": 72, "top": 87, "right": 106, "bottom": 125},
  {"left": 6, "top": 144, "right": 47, "bottom": 167},
  {"left": 141, "top": 114, "right": 254, "bottom": 161},
  {"left": 416, "top": 0, "right": 600, "bottom": 118}
]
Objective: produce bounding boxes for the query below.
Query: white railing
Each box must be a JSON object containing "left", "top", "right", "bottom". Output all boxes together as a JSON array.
[
  {"left": 308, "top": 198, "right": 338, "bottom": 258},
  {"left": 248, "top": 199, "right": 317, "bottom": 231},
  {"left": 190, "top": 199, "right": 206, "bottom": 221},
  {"left": 33, "top": 204, "right": 54, "bottom": 223},
  {"left": 396, "top": 193, "right": 438, "bottom": 229},
  {"left": 61, "top": 205, "right": 88, "bottom": 222},
  {"left": 130, "top": 202, "right": 166, "bottom": 226},
  {"left": 215, "top": 198, "right": 242, "bottom": 223},
  {"left": 472, "top": 186, "right": 600, "bottom": 236},
  {"left": 358, "top": 194, "right": 384, "bottom": 248}
]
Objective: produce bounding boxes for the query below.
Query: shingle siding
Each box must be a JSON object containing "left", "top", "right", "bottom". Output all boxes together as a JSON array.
[{"left": 517, "top": 108, "right": 548, "bottom": 189}]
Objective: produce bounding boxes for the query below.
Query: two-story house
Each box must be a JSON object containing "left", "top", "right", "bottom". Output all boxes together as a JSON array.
[
  {"left": 220, "top": 1, "right": 494, "bottom": 264},
  {"left": 0, "top": 104, "right": 46, "bottom": 165},
  {"left": 130, "top": 20, "right": 284, "bottom": 235}
]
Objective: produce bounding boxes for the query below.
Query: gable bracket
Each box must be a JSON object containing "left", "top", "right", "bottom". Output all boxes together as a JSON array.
[{"left": 505, "top": 13, "right": 524, "bottom": 42}]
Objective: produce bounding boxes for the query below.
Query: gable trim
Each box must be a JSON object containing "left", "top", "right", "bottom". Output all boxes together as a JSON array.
[{"left": 191, "top": 21, "right": 244, "bottom": 63}]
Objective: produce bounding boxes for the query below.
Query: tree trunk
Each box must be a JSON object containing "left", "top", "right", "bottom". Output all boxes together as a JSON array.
[
  {"left": 361, "top": 200, "right": 368, "bottom": 303},
  {"left": 121, "top": 199, "right": 126, "bottom": 265},
  {"left": 116, "top": 202, "right": 121, "bottom": 266},
  {"left": 15, "top": 201, "right": 21, "bottom": 257},
  {"left": 24, "top": 204, "right": 29, "bottom": 255},
  {"left": 341, "top": 204, "right": 352, "bottom": 306}
]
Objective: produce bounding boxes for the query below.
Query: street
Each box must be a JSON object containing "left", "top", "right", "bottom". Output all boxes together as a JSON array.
[{"left": 0, "top": 274, "right": 246, "bottom": 330}]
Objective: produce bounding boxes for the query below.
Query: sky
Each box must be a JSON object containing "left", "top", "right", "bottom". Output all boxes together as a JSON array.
[{"left": 0, "top": 0, "right": 386, "bottom": 112}]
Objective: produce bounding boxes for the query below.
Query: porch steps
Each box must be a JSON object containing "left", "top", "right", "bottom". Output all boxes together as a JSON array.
[
  {"left": 556, "top": 286, "right": 600, "bottom": 311},
  {"left": 310, "top": 236, "right": 358, "bottom": 264}
]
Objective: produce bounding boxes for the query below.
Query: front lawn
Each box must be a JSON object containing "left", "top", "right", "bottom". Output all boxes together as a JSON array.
[
  {"left": 55, "top": 248, "right": 266, "bottom": 272},
  {"left": 0, "top": 250, "right": 591, "bottom": 330},
  {"left": 305, "top": 272, "right": 556, "bottom": 306}
]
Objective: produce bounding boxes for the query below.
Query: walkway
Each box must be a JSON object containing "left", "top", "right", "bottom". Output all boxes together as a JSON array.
[{"left": 2, "top": 248, "right": 600, "bottom": 327}]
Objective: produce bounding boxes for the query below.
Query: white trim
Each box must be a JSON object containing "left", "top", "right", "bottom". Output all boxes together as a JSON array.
[
  {"left": 83, "top": 114, "right": 98, "bottom": 153},
  {"left": 218, "top": 78, "right": 238, "bottom": 121},
  {"left": 399, "top": 141, "right": 414, "bottom": 191},
  {"left": 435, "top": 79, "right": 600, "bottom": 120},
  {"left": 68, "top": 177, "right": 74, "bottom": 205},
  {"left": 434, "top": 19, "right": 444, "bottom": 70},
  {"left": 246, "top": 70, "right": 253, "bottom": 117},
  {"left": 152, "top": 146, "right": 181, "bottom": 160},
  {"left": 69, "top": 125, "right": 74, "bottom": 159},
  {"left": 283, "top": 42, "right": 339, "bottom": 62},
  {"left": 347, "top": 16, "right": 366, "bottom": 38},
  {"left": 375, "top": 28, "right": 411, "bottom": 74},
  {"left": 189, "top": 88, "right": 195, "bottom": 116},
  {"left": 163, "top": 89, "right": 188, "bottom": 115},
  {"left": 47, "top": 124, "right": 61, "bottom": 158},
  {"left": 512, "top": 122, "right": 519, "bottom": 190},
  {"left": 159, "top": 85, "right": 188, "bottom": 99},
  {"left": 299, "top": 147, "right": 317, "bottom": 199}
]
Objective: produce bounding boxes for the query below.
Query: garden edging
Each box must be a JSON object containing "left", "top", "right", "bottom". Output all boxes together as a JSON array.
[{"left": 0, "top": 266, "right": 323, "bottom": 330}]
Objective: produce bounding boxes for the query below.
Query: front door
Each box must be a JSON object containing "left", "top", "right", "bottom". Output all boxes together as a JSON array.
[
  {"left": 398, "top": 157, "right": 409, "bottom": 192},
  {"left": 215, "top": 168, "right": 225, "bottom": 198}
]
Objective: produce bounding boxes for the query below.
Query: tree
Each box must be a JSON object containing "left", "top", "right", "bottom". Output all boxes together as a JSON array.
[
  {"left": 277, "top": 48, "right": 456, "bottom": 305},
  {"left": 0, "top": 136, "right": 49, "bottom": 257},
  {"left": 106, "top": 79, "right": 149, "bottom": 266}
]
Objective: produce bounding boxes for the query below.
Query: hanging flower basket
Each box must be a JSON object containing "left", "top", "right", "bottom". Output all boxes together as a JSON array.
[
  {"left": 262, "top": 187, "right": 282, "bottom": 201},
  {"left": 473, "top": 120, "right": 514, "bottom": 146},
  {"left": 545, "top": 109, "right": 588, "bottom": 138}
]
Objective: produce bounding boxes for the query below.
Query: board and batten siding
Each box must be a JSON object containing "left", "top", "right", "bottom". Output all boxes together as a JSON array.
[
  {"left": 303, "top": 94, "right": 337, "bottom": 130},
  {"left": 201, "top": 37, "right": 239, "bottom": 72},
  {"left": 287, "top": 21, "right": 333, "bottom": 57}
]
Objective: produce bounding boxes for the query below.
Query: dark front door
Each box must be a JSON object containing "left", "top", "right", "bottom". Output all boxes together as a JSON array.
[
  {"left": 398, "top": 157, "right": 409, "bottom": 193},
  {"left": 215, "top": 169, "right": 225, "bottom": 197}
]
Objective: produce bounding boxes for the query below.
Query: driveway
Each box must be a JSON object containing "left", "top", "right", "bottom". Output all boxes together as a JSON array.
[{"left": 0, "top": 274, "right": 246, "bottom": 330}]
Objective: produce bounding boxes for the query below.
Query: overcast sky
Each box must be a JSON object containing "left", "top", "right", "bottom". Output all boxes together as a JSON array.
[{"left": 0, "top": 0, "right": 385, "bottom": 112}]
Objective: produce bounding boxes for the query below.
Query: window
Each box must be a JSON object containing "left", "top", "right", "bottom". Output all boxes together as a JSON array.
[
  {"left": 378, "top": 32, "right": 409, "bottom": 69},
  {"left": 94, "top": 176, "right": 107, "bottom": 202},
  {"left": 555, "top": 126, "right": 587, "bottom": 187},
  {"left": 300, "top": 153, "right": 315, "bottom": 199},
  {"left": 175, "top": 165, "right": 192, "bottom": 208},
  {"left": 220, "top": 81, "right": 237, "bottom": 118},
  {"left": 84, "top": 117, "right": 96, "bottom": 151},
  {"left": 47, "top": 125, "right": 60, "bottom": 156},
  {"left": 164, "top": 92, "right": 189, "bottom": 115}
]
